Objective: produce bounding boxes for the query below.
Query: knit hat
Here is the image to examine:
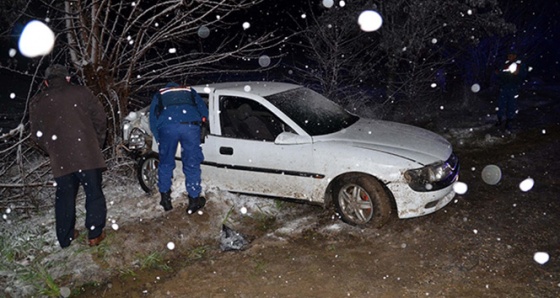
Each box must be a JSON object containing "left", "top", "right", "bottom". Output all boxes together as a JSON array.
[{"left": 45, "top": 64, "right": 69, "bottom": 79}]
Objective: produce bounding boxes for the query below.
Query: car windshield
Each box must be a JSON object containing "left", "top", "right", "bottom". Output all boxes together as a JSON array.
[{"left": 265, "top": 87, "right": 359, "bottom": 136}]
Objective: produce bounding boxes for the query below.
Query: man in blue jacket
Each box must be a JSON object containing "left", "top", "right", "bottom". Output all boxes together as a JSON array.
[{"left": 149, "top": 82, "right": 209, "bottom": 214}]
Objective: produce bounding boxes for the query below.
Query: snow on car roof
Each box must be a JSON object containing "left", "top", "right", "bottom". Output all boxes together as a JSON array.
[{"left": 192, "top": 81, "right": 300, "bottom": 97}]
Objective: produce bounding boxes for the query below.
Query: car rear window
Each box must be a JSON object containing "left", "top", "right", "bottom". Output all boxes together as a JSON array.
[{"left": 265, "top": 87, "right": 359, "bottom": 136}]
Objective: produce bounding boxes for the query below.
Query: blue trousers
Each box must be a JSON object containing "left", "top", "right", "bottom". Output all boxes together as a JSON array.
[
  {"left": 497, "top": 87, "right": 518, "bottom": 120},
  {"left": 157, "top": 123, "right": 204, "bottom": 198},
  {"left": 54, "top": 168, "right": 107, "bottom": 248}
]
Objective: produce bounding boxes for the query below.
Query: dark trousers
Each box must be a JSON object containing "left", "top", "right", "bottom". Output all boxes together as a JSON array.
[
  {"left": 497, "top": 87, "right": 519, "bottom": 121},
  {"left": 54, "top": 168, "right": 107, "bottom": 248},
  {"left": 157, "top": 123, "right": 204, "bottom": 198}
]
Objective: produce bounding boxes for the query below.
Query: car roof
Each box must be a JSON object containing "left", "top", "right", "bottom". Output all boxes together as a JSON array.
[{"left": 191, "top": 81, "right": 301, "bottom": 97}]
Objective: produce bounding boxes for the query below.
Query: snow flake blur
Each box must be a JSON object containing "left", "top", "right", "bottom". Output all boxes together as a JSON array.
[
  {"left": 198, "top": 26, "right": 210, "bottom": 38},
  {"left": 471, "top": 84, "right": 481, "bottom": 93},
  {"left": 519, "top": 178, "right": 534, "bottom": 192},
  {"left": 533, "top": 252, "right": 549, "bottom": 265},
  {"left": 481, "top": 165, "right": 501, "bottom": 185},
  {"left": 358, "top": 10, "right": 383, "bottom": 32},
  {"left": 453, "top": 181, "right": 468, "bottom": 195},
  {"left": 258, "top": 55, "right": 271, "bottom": 67},
  {"left": 322, "top": 0, "right": 334, "bottom": 8},
  {"left": 18, "top": 20, "right": 55, "bottom": 58}
]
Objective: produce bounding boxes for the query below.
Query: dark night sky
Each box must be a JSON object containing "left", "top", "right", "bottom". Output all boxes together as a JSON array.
[{"left": 1, "top": 0, "right": 559, "bottom": 130}]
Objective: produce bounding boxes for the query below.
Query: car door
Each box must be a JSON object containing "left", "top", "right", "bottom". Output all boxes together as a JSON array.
[{"left": 201, "top": 91, "right": 320, "bottom": 201}]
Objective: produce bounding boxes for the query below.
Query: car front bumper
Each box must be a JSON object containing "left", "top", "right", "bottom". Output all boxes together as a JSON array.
[{"left": 388, "top": 183, "right": 457, "bottom": 219}]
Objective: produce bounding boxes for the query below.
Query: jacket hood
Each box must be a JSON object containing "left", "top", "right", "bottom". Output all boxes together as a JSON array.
[{"left": 165, "top": 82, "right": 180, "bottom": 88}]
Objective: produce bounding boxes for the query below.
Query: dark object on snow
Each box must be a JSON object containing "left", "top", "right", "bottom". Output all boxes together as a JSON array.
[
  {"left": 159, "top": 190, "right": 172, "bottom": 211},
  {"left": 187, "top": 195, "right": 206, "bottom": 214},
  {"left": 220, "top": 224, "right": 249, "bottom": 251}
]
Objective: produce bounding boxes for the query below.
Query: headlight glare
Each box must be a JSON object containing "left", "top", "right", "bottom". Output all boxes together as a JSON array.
[{"left": 404, "top": 154, "right": 459, "bottom": 192}]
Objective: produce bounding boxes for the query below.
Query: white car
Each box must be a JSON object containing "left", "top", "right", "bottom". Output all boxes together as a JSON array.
[{"left": 122, "top": 81, "right": 459, "bottom": 226}]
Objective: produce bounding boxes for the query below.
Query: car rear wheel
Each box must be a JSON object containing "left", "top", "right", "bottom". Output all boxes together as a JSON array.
[
  {"left": 333, "top": 175, "right": 392, "bottom": 227},
  {"left": 137, "top": 152, "right": 159, "bottom": 193}
]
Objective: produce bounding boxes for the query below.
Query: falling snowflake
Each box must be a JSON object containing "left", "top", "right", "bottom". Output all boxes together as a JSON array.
[
  {"left": 453, "top": 181, "right": 468, "bottom": 195},
  {"left": 533, "top": 252, "right": 549, "bottom": 264},
  {"left": 323, "top": 0, "right": 334, "bottom": 8},
  {"left": 198, "top": 26, "right": 210, "bottom": 38},
  {"left": 519, "top": 178, "right": 534, "bottom": 192},
  {"left": 358, "top": 10, "right": 383, "bottom": 32},
  {"left": 18, "top": 20, "right": 55, "bottom": 57},
  {"left": 258, "top": 55, "right": 271, "bottom": 67},
  {"left": 471, "top": 84, "right": 481, "bottom": 93}
]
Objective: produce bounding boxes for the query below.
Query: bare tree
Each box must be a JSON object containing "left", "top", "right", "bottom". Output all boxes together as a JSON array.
[
  {"left": 0, "top": 0, "right": 288, "bottom": 210},
  {"left": 289, "top": 2, "right": 381, "bottom": 100},
  {"left": 2, "top": 0, "right": 287, "bottom": 145},
  {"left": 291, "top": 0, "right": 514, "bottom": 118}
]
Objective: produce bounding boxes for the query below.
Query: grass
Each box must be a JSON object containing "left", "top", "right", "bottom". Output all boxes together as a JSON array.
[
  {"left": 252, "top": 258, "right": 268, "bottom": 275},
  {"left": 20, "top": 263, "right": 61, "bottom": 297},
  {"left": 0, "top": 222, "right": 62, "bottom": 297},
  {"left": 139, "top": 251, "right": 171, "bottom": 271},
  {"left": 118, "top": 268, "right": 137, "bottom": 278},
  {"left": 187, "top": 245, "right": 208, "bottom": 260}
]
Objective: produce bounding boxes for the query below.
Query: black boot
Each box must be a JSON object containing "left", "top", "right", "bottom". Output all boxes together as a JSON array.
[
  {"left": 187, "top": 195, "right": 206, "bottom": 214},
  {"left": 159, "top": 191, "right": 173, "bottom": 211}
]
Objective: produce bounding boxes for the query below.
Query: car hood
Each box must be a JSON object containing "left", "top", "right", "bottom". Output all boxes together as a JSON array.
[{"left": 313, "top": 118, "right": 452, "bottom": 165}]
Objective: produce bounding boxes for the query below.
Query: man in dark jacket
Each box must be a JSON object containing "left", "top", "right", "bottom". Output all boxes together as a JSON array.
[
  {"left": 29, "top": 64, "right": 107, "bottom": 248},
  {"left": 149, "top": 82, "right": 209, "bottom": 214},
  {"left": 496, "top": 51, "right": 526, "bottom": 130}
]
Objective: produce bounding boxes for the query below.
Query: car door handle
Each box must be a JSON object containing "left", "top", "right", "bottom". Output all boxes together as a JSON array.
[{"left": 219, "top": 147, "right": 233, "bottom": 155}]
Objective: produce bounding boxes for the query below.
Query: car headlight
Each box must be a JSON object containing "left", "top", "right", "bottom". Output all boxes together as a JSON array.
[
  {"left": 404, "top": 153, "right": 459, "bottom": 192},
  {"left": 129, "top": 127, "right": 147, "bottom": 149}
]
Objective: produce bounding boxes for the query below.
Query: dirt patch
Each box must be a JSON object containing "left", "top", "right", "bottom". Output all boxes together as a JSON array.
[{"left": 71, "top": 121, "right": 560, "bottom": 297}]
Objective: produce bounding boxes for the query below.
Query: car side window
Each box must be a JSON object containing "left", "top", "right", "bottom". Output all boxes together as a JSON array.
[{"left": 219, "top": 96, "right": 290, "bottom": 141}]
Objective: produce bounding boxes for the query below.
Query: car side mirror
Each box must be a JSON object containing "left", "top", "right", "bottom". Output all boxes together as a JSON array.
[{"left": 274, "top": 132, "right": 312, "bottom": 145}]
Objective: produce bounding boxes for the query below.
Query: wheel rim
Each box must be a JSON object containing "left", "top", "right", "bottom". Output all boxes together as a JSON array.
[
  {"left": 141, "top": 157, "right": 159, "bottom": 192},
  {"left": 338, "top": 184, "right": 374, "bottom": 225}
]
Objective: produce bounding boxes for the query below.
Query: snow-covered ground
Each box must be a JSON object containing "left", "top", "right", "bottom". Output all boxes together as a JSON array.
[{"left": 1, "top": 87, "right": 559, "bottom": 297}]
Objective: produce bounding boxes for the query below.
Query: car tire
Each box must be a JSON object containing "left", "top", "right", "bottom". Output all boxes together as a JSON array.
[
  {"left": 333, "top": 175, "right": 392, "bottom": 227},
  {"left": 137, "top": 152, "right": 159, "bottom": 193}
]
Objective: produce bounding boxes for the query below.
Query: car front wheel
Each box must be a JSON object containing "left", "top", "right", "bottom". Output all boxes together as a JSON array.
[
  {"left": 333, "top": 175, "right": 392, "bottom": 227},
  {"left": 137, "top": 152, "right": 159, "bottom": 193}
]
